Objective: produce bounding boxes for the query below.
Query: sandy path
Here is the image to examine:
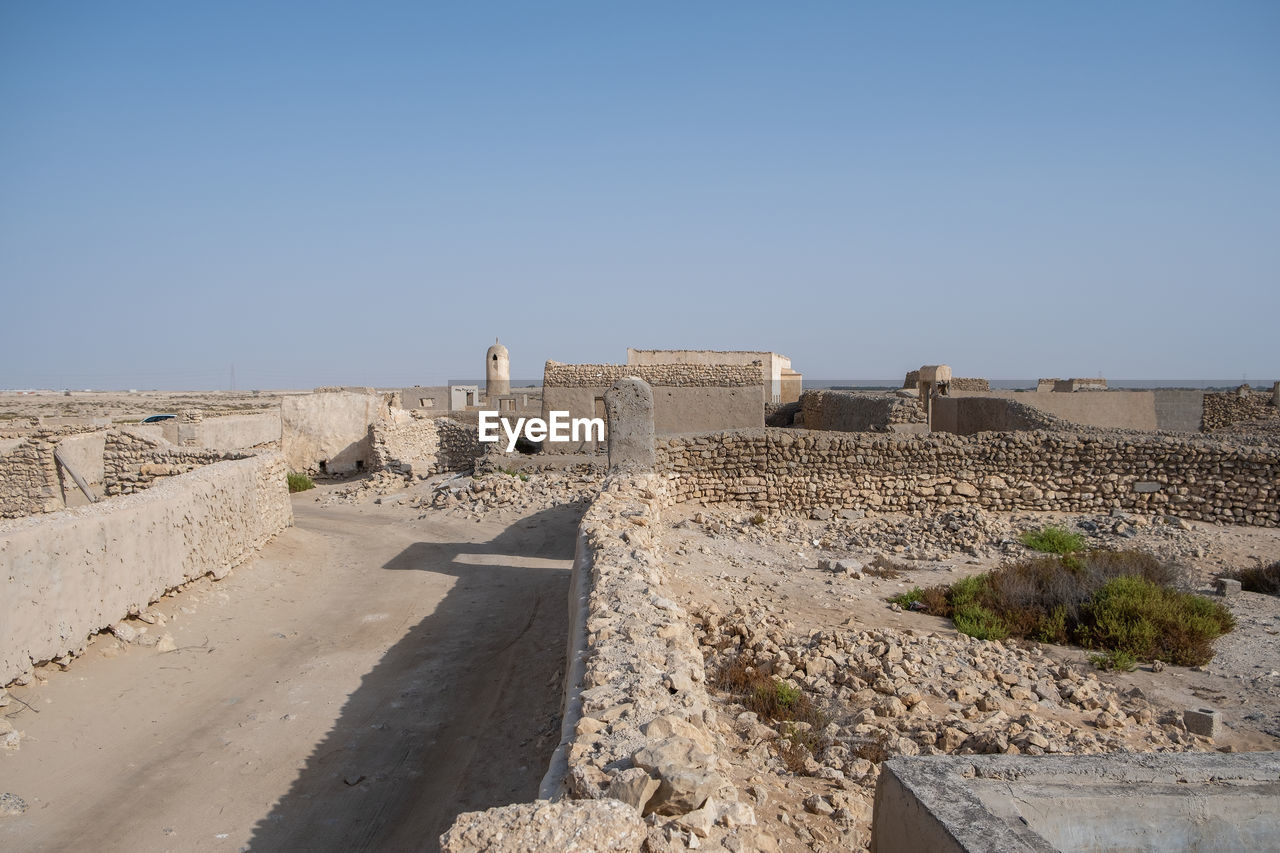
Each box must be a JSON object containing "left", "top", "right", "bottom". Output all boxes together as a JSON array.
[{"left": 1, "top": 491, "right": 576, "bottom": 852}]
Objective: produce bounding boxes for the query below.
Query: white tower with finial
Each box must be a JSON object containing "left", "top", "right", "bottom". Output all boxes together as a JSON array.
[{"left": 486, "top": 338, "right": 510, "bottom": 398}]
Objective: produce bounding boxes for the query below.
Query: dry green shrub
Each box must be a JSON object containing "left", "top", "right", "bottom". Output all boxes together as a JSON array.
[
  {"left": 900, "top": 550, "right": 1231, "bottom": 665},
  {"left": 1019, "top": 525, "right": 1086, "bottom": 554},
  {"left": 1223, "top": 561, "right": 1280, "bottom": 596}
]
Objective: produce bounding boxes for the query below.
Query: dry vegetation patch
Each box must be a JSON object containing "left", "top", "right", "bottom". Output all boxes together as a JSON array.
[{"left": 891, "top": 550, "right": 1235, "bottom": 666}]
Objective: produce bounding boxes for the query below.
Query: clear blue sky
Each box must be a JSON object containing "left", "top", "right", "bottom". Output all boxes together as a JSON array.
[{"left": 3, "top": 2, "right": 1277, "bottom": 389}]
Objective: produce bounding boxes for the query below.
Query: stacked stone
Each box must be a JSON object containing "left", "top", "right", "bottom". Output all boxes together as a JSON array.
[
  {"left": 435, "top": 417, "right": 481, "bottom": 470},
  {"left": 544, "top": 361, "right": 762, "bottom": 388},
  {"left": 949, "top": 378, "right": 991, "bottom": 392},
  {"left": 369, "top": 412, "right": 482, "bottom": 479},
  {"left": 103, "top": 430, "right": 243, "bottom": 495},
  {"left": 656, "top": 428, "right": 1280, "bottom": 527},
  {"left": 445, "top": 471, "right": 763, "bottom": 851},
  {"left": 0, "top": 435, "right": 61, "bottom": 518},
  {"left": 799, "top": 391, "right": 926, "bottom": 432},
  {"left": 1203, "top": 390, "right": 1277, "bottom": 432}
]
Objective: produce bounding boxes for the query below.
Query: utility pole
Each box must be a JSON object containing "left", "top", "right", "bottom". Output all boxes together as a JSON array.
[{"left": 230, "top": 363, "right": 236, "bottom": 392}]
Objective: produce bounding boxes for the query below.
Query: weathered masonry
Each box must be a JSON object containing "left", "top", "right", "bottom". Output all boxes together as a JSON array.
[
  {"left": 626, "top": 348, "right": 802, "bottom": 405},
  {"left": 541, "top": 361, "right": 764, "bottom": 450},
  {"left": 656, "top": 428, "right": 1279, "bottom": 527}
]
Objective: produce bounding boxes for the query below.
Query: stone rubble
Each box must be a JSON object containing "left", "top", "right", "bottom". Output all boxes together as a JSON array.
[
  {"left": 441, "top": 798, "right": 648, "bottom": 853},
  {"left": 690, "top": 607, "right": 1209, "bottom": 851}
]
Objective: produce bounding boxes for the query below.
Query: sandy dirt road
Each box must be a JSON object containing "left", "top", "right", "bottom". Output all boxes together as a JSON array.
[{"left": 1, "top": 489, "right": 576, "bottom": 852}]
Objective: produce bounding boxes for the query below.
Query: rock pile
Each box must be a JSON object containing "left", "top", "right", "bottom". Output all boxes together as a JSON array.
[
  {"left": 427, "top": 468, "right": 600, "bottom": 516},
  {"left": 837, "top": 507, "right": 1015, "bottom": 560},
  {"left": 696, "top": 607, "right": 1204, "bottom": 775}
]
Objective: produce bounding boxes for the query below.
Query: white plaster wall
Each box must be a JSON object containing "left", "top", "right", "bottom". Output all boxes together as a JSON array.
[
  {"left": 281, "top": 391, "right": 388, "bottom": 473},
  {"left": 190, "top": 412, "right": 281, "bottom": 450},
  {"left": 55, "top": 432, "right": 106, "bottom": 506},
  {"left": 0, "top": 451, "right": 293, "bottom": 684}
]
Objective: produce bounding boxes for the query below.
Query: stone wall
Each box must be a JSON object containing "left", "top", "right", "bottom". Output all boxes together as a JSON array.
[
  {"left": 799, "top": 390, "right": 928, "bottom": 433},
  {"left": 369, "top": 411, "right": 482, "bottom": 478},
  {"left": 0, "top": 434, "right": 62, "bottom": 518},
  {"left": 902, "top": 371, "right": 987, "bottom": 391},
  {"left": 656, "top": 428, "right": 1279, "bottom": 527},
  {"left": 103, "top": 430, "right": 247, "bottom": 496},
  {"left": 1, "top": 451, "right": 293, "bottom": 685},
  {"left": 545, "top": 362, "right": 761, "bottom": 388},
  {"left": 451, "top": 470, "right": 758, "bottom": 849},
  {"left": 1203, "top": 390, "right": 1277, "bottom": 432},
  {"left": 543, "top": 361, "right": 764, "bottom": 448}
]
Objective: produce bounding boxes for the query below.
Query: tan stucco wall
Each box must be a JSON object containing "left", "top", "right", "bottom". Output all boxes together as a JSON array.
[
  {"left": 0, "top": 452, "right": 292, "bottom": 684},
  {"left": 542, "top": 385, "right": 762, "bottom": 450},
  {"left": 952, "top": 390, "right": 1158, "bottom": 431},
  {"left": 281, "top": 391, "right": 391, "bottom": 474},
  {"left": 186, "top": 412, "right": 281, "bottom": 450}
]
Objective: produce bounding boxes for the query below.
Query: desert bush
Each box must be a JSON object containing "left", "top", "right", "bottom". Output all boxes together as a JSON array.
[
  {"left": 1089, "top": 650, "right": 1138, "bottom": 672},
  {"left": 1081, "top": 576, "right": 1234, "bottom": 666},
  {"left": 888, "top": 587, "right": 925, "bottom": 608},
  {"left": 903, "top": 550, "right": 1231, "bottom": 665},
  {"left": 1223, "top": 561, "right": 1280, "bottom": 596},
  {"left": 1019, "top": 525, "right": 1086, "bottom": 554},
  {"left": 286, "top": 471, "right": 315, "bottom": 493}
]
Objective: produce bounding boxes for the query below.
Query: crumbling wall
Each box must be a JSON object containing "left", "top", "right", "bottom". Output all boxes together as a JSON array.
[
  {"left": 930, "top": 396, "right": 1074, "bottom": 435},
  {"left": 449, "top": 470, "right": 758, "bottom": 850},
  {"left": 656, "top": 428, "right": 1279, "bottom": 527},
  {"left": 0, "top": 435, "right": 61, "bottom": 518},
  {"left": 1055, "top": 378, "right": 1108, "bottom": 392},
  {"left": 902, "top": 371, "right": 987, "bottom": 391},
  {"left": 281, "top": 390, "right": 395, "bottom": 474},
  {"left": 799, "top": 390, "right": 928, "bottom": 433},
  {"left": 104, "top": 430, "right": 247, "bottom": 496},
  {"left": 1203, "top": 390, "right": 1277, "bottom": 432},
  {"left": 369, "top": 411, "right": 482, "bottom": 478},
  {"left": 944, "top": 390, "right": 1158, "bottom": 431},
  {"left": 1, "top": 451, "right": 293, "bottom": 685}
]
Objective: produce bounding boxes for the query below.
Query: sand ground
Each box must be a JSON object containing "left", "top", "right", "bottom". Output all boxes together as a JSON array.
[{"left": 1, "top": 483, "right": 577, "bottom": 853}]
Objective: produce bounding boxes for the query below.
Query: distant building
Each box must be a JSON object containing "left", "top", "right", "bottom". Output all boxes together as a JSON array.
[{"left": 626, "top": 349, "right": 802, "bottom": 404}]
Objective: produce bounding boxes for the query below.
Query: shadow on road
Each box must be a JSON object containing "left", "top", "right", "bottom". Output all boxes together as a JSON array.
[{"left": 246, "top": 504, "right": 579, "bottom": 853}]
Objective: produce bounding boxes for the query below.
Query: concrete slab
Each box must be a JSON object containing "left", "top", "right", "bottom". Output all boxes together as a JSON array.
[{"left": 873, "top": 752, "right": 1280, "bottom": 853}]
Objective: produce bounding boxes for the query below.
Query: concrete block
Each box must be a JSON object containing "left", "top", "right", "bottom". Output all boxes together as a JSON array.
[
  {"left": 874, "top": 752, "right": 1280, "bottom": 853},
  {"left": 1184, "top": 707, "right": 1222, "bottom": 738},
  {"left": 605, "top": 377, "right": 656, "bottom": 471},
  {"left": 1216, "top": 578, "right": 1243, "bottom": 597}
]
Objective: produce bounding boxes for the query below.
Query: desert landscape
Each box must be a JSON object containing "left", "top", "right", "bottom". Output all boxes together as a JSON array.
[
  {"left": 4, "top": 5, "right": 1277, "bottom": 850},
  {"left": 2, "top": 365, "right": 1277, "bottom": 851}
]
